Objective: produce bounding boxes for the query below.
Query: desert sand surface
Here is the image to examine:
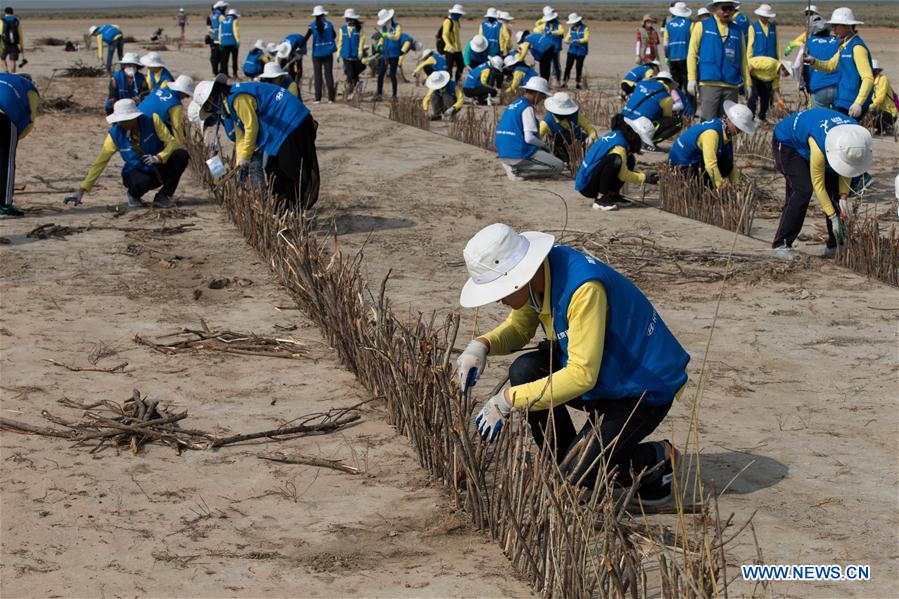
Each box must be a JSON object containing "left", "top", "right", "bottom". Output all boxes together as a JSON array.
[{"left": 2, "top": 11, "right": 898, "bottom": 599}]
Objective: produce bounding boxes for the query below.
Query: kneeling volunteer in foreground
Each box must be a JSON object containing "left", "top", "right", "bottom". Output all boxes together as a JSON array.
[
  {"left": 69, "top": 99, "right": 188, "bottom": 208},
  {"left": 456, "top": 224, "right": 690, "bottom": 505},
  {"left": 191, "top": 74, "right": 319, "bottom": 210}
]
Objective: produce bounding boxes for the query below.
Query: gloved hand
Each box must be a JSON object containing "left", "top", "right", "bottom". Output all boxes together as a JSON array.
[
  {"left": 838, "top": 197, "right": 850, "bottom": 223},
  {"left": 64, "top": 189, "right": 85, "bottom": 206},
  {"left": 456, "top": 339, "right": 488, "bottom": 396},
  {"left": 848, "top": 103, "right": 862, "bottom": 118},
  {"left": 442, "top": 107, "right": 456, "bottom": 119},
  {"left": 141, "top": 154, "right": 160, "bottom": 166},
  {"left": 237, "top": 157, "right": 250, "bottom": 182},
  {"left": 743, "top": 84, "right": 753, "bottom": 98},
  {"left": 687, "top": 80, "right": 698, "bottom": 96},
  {"left": 474, "top": 391, "right": 511, "bottom": 443},
  {"left": 644, "top": 171, "right": 660, "bottom": 185},
  {"left": 783, "top": 46, "right": 793, "bottom": 57},
  {"left": 829, "top": 212, "right": 847, "bottom": 244}
]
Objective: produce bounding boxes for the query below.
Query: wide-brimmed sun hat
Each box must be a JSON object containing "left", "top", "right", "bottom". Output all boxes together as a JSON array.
[
  {"left": 377, "top": 8, "right": 395, "bottom": 26},
  {"left": 276, "top": 40, "right": 292, "bottom": 59},
  {"left": 119, "top": 52, "right": 143, "bottom": 67},
  {"left": 266, "top": 42, "right": 278, "bottom": 54},
  {"left": 167, "top": 74, "right": 195, "bottom": 95},
  {"left": 187, "top": 100, "right": 203, "bottom": 124},
  {"left": 226, "top": 8, "right": 238, "bottom": 17},
  {"left": 624, "top": 116, "right": 656, "bottom": 147},
  {"left": 498, "top": 11, "right": 513, "bottom": 21},
  {"left": 488, "top": 55, "right": 504, "bottom": 70},
  {"left": 653, "top": 70, "right": 675, "bottom": 82},
  {"left": 669, "top": 2, "right": 692, "bottom": 18},
  {"left": 193, "top": 79, "right": 216, "bottom": 111},
  {"left": 449, "top": 4, "right": 466, "bottom": 15},
  {"left": 754, "top": 4, "right": 776, "bottom": 18},
  {"left": 140, "top": 52, "right": 165, "bottom": 68},
  {"left": 544, "top": 91, "right": 578, "bottom": 115},
  {"left": 426, "top": 70, "right": 451, "bottom": 90},
  {"left": 213, "top": 0, "right": 227, "bottom": 9},
  {"left": 470, "top": 34, "right": 488, "bottom": 53},
  {"left": 485, "top": 7, "right": 498, "bottom": 18},
  {"left": 503, "top": 54, "right": 519, "bottom": 68},
  {"left": 106, "top": 99, "right": 143, "bottom": 124},
  {"left": 521, "top": 76, "right": 551, "bottom": 95},
  {"left": 805, "top": 4, "right": 819, "bottom": 15},
  {"left": 697, "top": 7, "right": 710, "bottom": 16},
  {"left": 723, "top": 100, "right": 756, "bottom": 135},
  {"left": 343, "top": 8, "right": 359, "bottom": 19},
  {"left": 825, "top": 124, "right": 873, "bottom": 178},
  {"left": 642, "top": 13, "right": 657, "bottom": 23},
  {"left": 253, "top": 39, "right": 266, "bottom": 51},
  {"left": 567, "top": 13, "right": 583, "bottom": 25},
  {"left": 707, "top": 0, "right": 740, "bottom": 7},
  {"left": 872, "top": 59, "right": 882, "bottom": 71},
  {"left": 312, "top": 5, "right": 328, "bottom": 16},
  {"left": 460, "top": 224, "right": 555, "bottom": 308},
  {"left": 259, "top": 61, "right": 288, "bottom": 79},
  {"left": 828, "top": 7, "right": 863, "bottom": 25},
  {"left": 88, "top": 25, "right": 99, "bottom": 35}
]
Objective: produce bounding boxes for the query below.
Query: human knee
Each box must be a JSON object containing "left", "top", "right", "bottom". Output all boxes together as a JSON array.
[{"left": 509, "top": 351, "right": 548, "bottom": 386}]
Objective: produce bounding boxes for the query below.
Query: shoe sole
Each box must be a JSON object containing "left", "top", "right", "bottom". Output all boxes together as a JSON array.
[{"left": 592, "top": 204, "right": 619, "bottom": 211}]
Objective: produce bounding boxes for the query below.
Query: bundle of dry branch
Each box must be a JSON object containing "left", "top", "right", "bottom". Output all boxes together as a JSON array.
[
  {"left": 658, "top": 167, "right": 757, "bottom": 236},
  {"left": 448, "top": 105, "right": 496, "bottom": 151},
  {"left": 38, "top": 94, "right": 95, "bottom": 115},
  {"left": 837, "top": 212, "right": 899, "bottom": 287},
  {"left": 57, "top": 60, "right": 106, "bottom": 78},
  {"left": 733, "top": 128, "right": 773, "bottom": 164},
  {"left": 573, "top": 90, "right": 622, "bottom": 131},
  {"left": 387, "top": 95, "right": 430, "bottom": 131}
]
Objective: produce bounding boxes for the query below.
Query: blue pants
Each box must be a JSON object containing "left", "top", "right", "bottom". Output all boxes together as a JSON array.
[
  {"left": 810, "top": 85, "right": 836, "bottom": 110},
  {"left": 105, "top": 38, "right": 124, "bottom": 73}
]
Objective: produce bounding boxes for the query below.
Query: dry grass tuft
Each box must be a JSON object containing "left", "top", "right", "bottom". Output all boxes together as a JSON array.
[{"left": 658, "top": 167, "right": 758, "bottom": 236}]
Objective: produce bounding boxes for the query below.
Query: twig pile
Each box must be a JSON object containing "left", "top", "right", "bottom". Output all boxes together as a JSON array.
[
  {"left": 448, "top": 105, "right": 496, "bottom": 151},
  {"left": 134, "top": 320, "right": 308, "bottom": 360},
  {"left": 387, "top": 95, "right": 430, "bottom": 131},
  {"left": 39, "top": 94, "right": 95, "bottom": 115},
  {"left": 57, "top": 60, "right": 106, "bottom": 78},
  {"left": 733, "top": 129, "right": 773, "bottom": 164},
  {"left": 27, "top": 223, "right": 85, "bottom": 240},
  {"left": 658, "top": 167, "right": 757, "bottom": 236},
  {"left": 837, "top": 212, "right": 899, "bottom": 287}
]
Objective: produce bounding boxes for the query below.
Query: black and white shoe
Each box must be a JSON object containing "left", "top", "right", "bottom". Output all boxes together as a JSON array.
[
  {"left": 631, "top": 440, "right": 680, "bottom": 508},
  {"left": 593, "top": 193, "right": 622, "bottom": 211}
]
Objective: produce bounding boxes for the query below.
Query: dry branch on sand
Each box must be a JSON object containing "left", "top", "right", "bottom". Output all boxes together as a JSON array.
[
  {"left": 38, "top": 94, "right": 96, "bottom": 115},
  {"left": 836, "top": 209, "right": 899, "bottom": 287},
  {"left": 56, "top": 60, "right": 106, "bottom": 78},
  {"left": 134, "top": 320, "right": 308, "bottom": 360},
  {"left": 658, "top": 167, "right": 757, "bottom": 236},
  {"left": 387, "top": 95, "right": 430, "bottom": 131}
]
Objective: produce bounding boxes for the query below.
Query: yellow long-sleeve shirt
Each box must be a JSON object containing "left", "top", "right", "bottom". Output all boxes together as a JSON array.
[
  {"left": 499, "top": 24, "right": 513, "bottom": 55},
  {"left": 335, "top": 25, "right": 365, "bottom": 62},
  {"left": 696, "top": 128, "right": 739, "bottom": 188},
  {"left": 80, "top": 113, "right": 176, "bottom": 192},
  {"left": 872, "top": 73, "right": 897, "bottom": 118},
  {"left": 609, "top": 145, "right": 646, "bottom": 184},
  {"left": 0, "top": 89, "right": 39, "bottom": 139},
  {"left": 564, "top": 24, "right": 589, "bottom": 47},
  {"left": 687, "top": 15, "right": 751, "bottom": 88},
  {"left": 810, "top": 35, "right": 874, "bottom": 108},
  {"left": 422, "top": 84, "right": 464, "bottom": 112},
  {"left": 398, "top": 36, "right": 414, "bottom": 65},
  {"left": 749, "top": 56, "right": 782, "bottom": 89},
  {"left": 505, "top": 68, "right": 530, "bottom": 93},
  {"left": 535, "top": 19, "right": 564, "bottom": 40},
  {"left": 165, "top": 103, "right": 185, "bottom": 147},
  {"left": 538, "top": 112, "right": 598, "bottom": 140},
  {"left": 225, "top": 93, "right": 262, "bottom": 162},
  {"left": 746, "top": 20, "right": 777, "bottom": 60},
  {"left": 442, "top": 17, "right": 461, "bottom": 53},
  {"left": 809, "top": 137, "right": 849, "bottom": 217},
  {"left": 480, "top": 262, "right": 608, "bottom": 410},
  {"left": 413, "top": 55, "right": 436, "bottom": 76},
  {"left": 95, "top": 26, "right": 123, "bottom": 62},
  {"left": 513, "top": 41, "right": 531, "bottom": 63}
]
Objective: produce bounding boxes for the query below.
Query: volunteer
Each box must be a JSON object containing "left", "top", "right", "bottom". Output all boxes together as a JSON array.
[
  {"left": 783, "top": 5, "right": 821, "bottom": 57},
  {"left": 503, "top": 54, "right": 538, "bottom": 94},
  {"left": 1, "top": 7, "right": 24, "bottom": 74},
  {"left": 479, "top": 7, "right": 507, "bottom": 57},
  {"left": 463, "top": 34, "right": 489, "bottom": 70},
  {"left": 621, "top": 71, "right": 684, "bottom": 145},
  {"left": 620, "top": 60, "right": 660, "bottom": 98},
  {"left": 413, "top": 48, "right": 448, "bottom": 78},
  {"left": 141, "top": 52, "right": 173, "bottom": 92},
  {"left": 104, "top": 53, "right": 148, "bottom": 115},
  {"left": 538, "top": 91, "right": 597, "bottom": 165},
  {"left": 243, "top": 39, "right": 269, "bottom": 78},
  {"left": 462, "top": 55, "right": 504, "bottom": 105},
  {"left": 636, "top": 14, "right": 661, "bottom": 64},
  {"left": 804, "top": 16, "right": 840, "bottom": 109},
  {"left": 276, "top": 33, "right": 308, "bottom": 84},
  {"left": 376, "top": 8, "right": 402, "bottom": 99},
  {"left": 177, "top": 7, "right": 188, "bottom": 40},
  {"left": 870, "top": 60, "right": 897, "bottom": 135},
  {"left": 0, "top": 73, "right": 37, "bottom": 218},
  {"left": 664, "top": 3, "right": 692, "bottom": 93},
  {"left": 494, "top": 77, "right": 565, "bottom": 180},
  {"left": 89, "top": 23, "right": 125, "bottom": 73},
  {"left": 302, "top": 5, "right": 337, "bottom": 103},
  {"left": 442, "top": 4, "right": 466, "bottom": 82},
  {"left": 422, "top": 70, "right": 463, "bottom": 120},
  {"left": 498, "top": 11, "right": 515, "bottom": 56},
  {"left": 746, "top": 4, "right": 779, "bottom": 122},
  {"left": 206, "top": 1, "right": 226, "bottom": 75},
  {"left": 259, "top": 61, "right": 298, "bottom": 97},
  {"left": 535, "top": 6, "right": 564, "bottom": 85},
  {"left": 138, "top": 74, "right": 195, "bottom": 146},
  {"left": 562, "top": 13, "right": 588, "bottom": 90},
  {"left": 337, "top": 9, "right": 365, "bottom": 99},
  {"left": 520, "top": 30, "right": 556, "bottom": 81},
  {"left": 217, "top": 8, "right": 240, "bottom": 78}
]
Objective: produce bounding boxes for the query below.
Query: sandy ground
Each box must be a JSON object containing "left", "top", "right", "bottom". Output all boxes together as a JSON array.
[{"left": 2, "top": 13, "right": 898, "bottom": 599}]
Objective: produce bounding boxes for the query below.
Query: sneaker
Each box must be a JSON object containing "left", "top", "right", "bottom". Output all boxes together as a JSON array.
[
  {"left": 593, "top": 194, "right": 621, "bottom": 211},
  {"left": 328, "top": 100, "right": 334, "bottom": 104},
  {"left": 502, "top": 163, "right": 524, "bottom": 181},
  {"left": 153, "top": 193, "right": 174, "bottom": 208},
  {"left": 126, "top": 193, "right": 145, "bottom": 209},
  {"left": 575, "top": 83, "right": 582, "bottom": 90},
  {"left": 771, "top": 244, "right": 796, "bottom": 261},
  {"left": 0, "top": 204, "right": 24, "bottom": 218},
  {"left": 631, "top": 440, "right": 680, "bottom": 508}
]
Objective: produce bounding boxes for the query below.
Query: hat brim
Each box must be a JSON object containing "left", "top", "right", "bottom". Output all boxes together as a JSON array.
[
  {"left": 544, "top": 99, "right": 578, "bottom": 115},
  {"left": 669, "top": 8, "right": 692, "bottom": 17},
  {"left": 520, "top": 82, "right": 550, "bottom": 95},
  {"left": 377, "top": 9, "right": 395, "bottom": 26},
  {"left": 168, "top": 83, "right": 193, "bottom": 95},
  {"left": 825, "top": 128, "right": 873, "bottom": 177},
  {"left": 567, "top": 17, "right": 583, "bottom": 24},
  {"left": 259, "top": 73, "right": 285, "bottom": 80},
  {"left": 723, "top": 101, "right": 757, "bottom": 135},
  {"left": 459, "top": 232, "right": 555, "bottom": 308},
  {"left": 106, "top": 110, "right": 142, "bottom": 124},
  {"left": 828, "top": 19, "right": 863, "bottom": 25}
]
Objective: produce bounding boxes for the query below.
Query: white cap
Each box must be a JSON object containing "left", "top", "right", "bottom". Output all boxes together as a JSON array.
[
  {"left": 343, "top": 8, "right": 359, "bottom": 19},
  {"left": 470, "top": 34, "right": 488, "bottom": 53},
  {"left": 119, "top": 52, "right": 143, "bottom": 66},
  {"left": 872, "top": 59, "right": 882, "bottom": 71},
  {"left": 226, "top": 8, "right": 238, "bottom": 17},
  {"left": 459, "top": 224, "right": 555, "bottom": 308},
  {"left": 624, "top": 116, "right": 656, "bottom": 147},
  {"left": 168, "top": 74, "right": 195, "bottom": 95},
  {"left": 825, "top": 124, "right": 873, "bottom": 178},
  {"left": 106, "top": 99, "right": 143, "bottom": 124},
  {"left": 503, "top": 54, "right": 519, "bottom": 68},
  {"left": 426, "top": 70, "right": 451, "bottom": 90},
  {"left": 485, "top": 7, "right": 498, "bottom": 18},
  {"left": 312, "top": 5, "right": 328, "bottom": 16},
  {"left": 253, "top": 39, "right": 265, "bottom": 51},
  {"left": 193, "top": 79, "right": 216, "bottom": 110},
  {"left": 259, "top": 61, "right": 288, "bottom": 79},
  {"left": 723, "top": 100, "right": 756, "bottom": 134},
  {"left": 140, "top": 52, "right": 165, "bottom": 68},
  {"left": 498, "top": 11, "right": 513, "bottom": 21},
  {"left": 544, "top": 91, "right": 578, "bottom": 115},
  {"left": 89, "top": 25, "right": 99, "bottom": 35},
  {"left": 828, "top": 7, "right": 863, "bottom": 25},
  {"left": 669, "top": 2, "right": 692, "bottom": 17},
  {"left": 449, "top": 3, "right": 466, "bottom": 15},
  {"left": 488, "top": 55, "right": 504, "bottom": 70},
  {"left": 377, "top": 8, "right": 395, "bottom": 26},
  {"left": 697, "top": 7, "right": 710, "bottom": 16},
  {"left": 653, "top": 70, "right": 675, "bottom": 82},
  {"left": 521, "top": 76, "right": 551, "bottom": 96},
  {"left": 276, "top": 40, "right": 292, "bottom": 59},
  {"left": 806, "top": 4, "right": 819, "bottom": 15},
  {"left": 213, "top": 0, "right": 227, "bottom": 9},
  {"left": 566, "top": 13, "right": 583, "bottom": 25},
  {"left": 754, "top": 4, "right": 776, "bottom": 18}
]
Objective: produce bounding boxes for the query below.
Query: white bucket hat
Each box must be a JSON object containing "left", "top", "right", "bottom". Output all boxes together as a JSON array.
[
  {"left": 213, "top": 0, "right": 227, "bottom": 9},
  {"left": 825, "top": 124, "right": 873, "bottom": 178},
  {"left": 697, "top": 7, "right": 710, "bottom": 16},
  {"left": 805, "top": 4, "right": 819, "bottom": 15},
  {"left": 780, "top": 60, "right": 794, "bottom": 78},
  {"left": 259, "top": 61, "right": 288, "bottom": 79},
  {"left": 828, "top": 7, "right": 863, "bottom": 25},
  {"left": 119, "top": 52, "right": 143, "bottom": 67},
  {"left": 669, "top": 2, "right": 692, "bottom": 18},
  {"left": 499, "top": 11, "right": 513, "bottom": 21},
  {"left": 566, "top": 13, "right": 583, "bottom": 25},
  {"left": 542, "top": 9, "right": 558, "bottom": 21},
  {"left": 470, "top": 34, "right": 488, "bottom": 53},
  {"left": 312, "top": 5, "right": 328, "bottom": 16},
  {"left": 226, "top": 8, "right": 238, "bottom": 17},
  {"left": 488, "top": 55, "right": 504, "bottom": 70},
  {"left": 377, "top": 8, "right": 395, "bottom": 26},
  {"left": 624, "top": 116, "right": 656, "bottom": 147},
  {"left": 344, "top": 8, "right": 359, "bottom": 19},
  {"left": 460, "top": 224, "right": 555, "bottom": 308},
  {"left": 168, "top": 74, "right": 195, "bottom": 95},
  {"left": 253, "top": 39, "right": 266, "bottom": 51},
  {"left": 266, "top": 42, "right": 278, "bottom": 54},
  {"left": 521, "top": 76, "right": 551, "bottom": 95},
  {"left": 421, "top": 48, "right": 434, "bottom": 60},
  {"left": 106, "top": 99, "right": 143, "bottom": 124},
  {"left": 708, "top": 0, "right": 741, "bottom": 6},
  {"left": 544, "top": 91, "right": 578, "bottom": 115},
  {"left": 193, "top": 79, "right": 216, "bottom": 111},
  {"left": 140, "top": 52, "right": 165, "bottom": 68},
  {"left": 485, "top": 7, "right": 498, "bottom": 18},
  {"left": 503, "top": 54, "right": 518, "bottom": 68},
  {"left": 276, "top": 41, "right": 292, "bottom": 59},
  {"left": 754, "top": 4, "right": 776, "bottom": 18},
  {"left": 89, "top": 25, "right": 99, "bottom": 35},
  {"left": 723, "top": 100, "right": 756, "bottom": 134},
  {"left": 542, "top": 6, "right": 555, "bottom": 17},
  {"left": 515, "top": 30, "right": 525, "bottom": 44},
  {"left": 653, "top": 70, "right": 675, "bottom": 82},
  {"left": 449, "top": 4, "right": 466, "bottom": 15},
  {"left": 426, "top": 70, "right": 451, "bottom": 90}
]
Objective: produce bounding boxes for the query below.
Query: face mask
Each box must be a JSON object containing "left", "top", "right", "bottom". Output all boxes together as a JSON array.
[{"left": 125, "top": 67, "right": 136, "bottom": 77}]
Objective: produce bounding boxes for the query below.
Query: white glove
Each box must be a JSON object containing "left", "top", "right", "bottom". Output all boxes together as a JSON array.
[
  {"left": 64, "top": 189, "right": 85, "bottom": 206},
  {"left": 456, "top": 339, "right": 488, "bottom": 396},
  {"left": 442, "top": 107, "right": 456, "bottom": 119},
  {"left": 475, "top": 392, "right": 511, "bottom": 443},
  {"left": 141, "top": 154, "right": 160, "bottom": 166},
  {"left": 744, "top": 84, "right": 753, "bottom": 98},
  {"left": 838, "top": 197, "right": 850, "bottom": 222},
  {"left": 848, "top": 103, "right": 862, "bottom": 118},
  {"left": 687, "top": 80, "right": 698, "bottom": 96}
]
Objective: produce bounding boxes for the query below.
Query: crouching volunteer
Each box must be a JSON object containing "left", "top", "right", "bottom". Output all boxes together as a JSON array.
[
  {"left": 243, "top": 39, "right": 270, "bottom": 78},
  {"left": 138, "top": 74, "right": 195, "bottom": 147},
  {"left": 771, "top": 108, "right": 872, "bottom": 260},
  {"left": 538, "top": 91, "right": 597, "bottom": 165},
  {"left": 191, "top": 75, "right": 320, "bottom": 210},
  {"left": 494, "top": 76, "right": 565, "bottom": 181},
  {"left": 422, "top": 70, "right": 463, "bottom": 120},
  {"left": 455, "top": 223, "right": 689, "bottom": 505},
  {"left": 105, "top": 52, "right": 148, "bottom": 115},
  {"left": 621, "top": 70, "right": 684, "bottom": 146},
  {"left": 462, "top": 55, "right": 504, "bottom": 105},
  {"left": 620, "top": 60, "right": 660, "bottom": 99},
  {"left": 575, "top": 114, "right": 659, "bottom": 211},
  {"left": 259, "top": 62, "right": 298, "bottom": 97},
  {"left": 668, "top": 100, "right": 755, "bottom": 188},
  {"left": 68, "top": 99, "right": 188, "bottom": 209}
]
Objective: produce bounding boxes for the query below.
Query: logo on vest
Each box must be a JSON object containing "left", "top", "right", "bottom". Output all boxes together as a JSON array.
[{"left": 647, "top": 310, "right": 658, "bottom": 336}]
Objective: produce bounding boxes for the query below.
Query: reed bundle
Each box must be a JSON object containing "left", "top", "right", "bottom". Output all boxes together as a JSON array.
[
  {"left": 387, "top": 95, "right": 430, "bottom": 131},
  {"left": 658, "top": 168, "right": 757, "bottom": 236},
  {"left": 574, "top": 90, "right": 623, "bottom": 131},
  {"left": 837, "top": 209, "right": 899, "bottom": 287},
  {"left": 57, "top": 60, "right": 106, "bottom": 78},
  {"left": 448, "top": 105, "right": 497, "bottom": 151},
  {"left": 733, "top": 129, "right": 773, "bottom": 164}
]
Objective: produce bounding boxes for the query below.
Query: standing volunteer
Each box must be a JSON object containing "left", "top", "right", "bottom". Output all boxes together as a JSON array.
[
  {"left": 376, "top": 8, "right": 402, "bottom": 99},
  {"left": 104, "top": 53, "right": 148, "bottom": 115},
  {"left": 562, "top": 13, "right": 588, "bottom": 90},
  {"left": 138, "top": 74, "right": 195, "bottom": 146},
  {"left": 303, "top": 5, "right": 337, "bottom": 103},
  {"left": 217, "top": 8, "right": 240, "bottom": 78},
  {"left": 804, "top": 16, "right": 840, "bottom": 109},
  {"left": 207, "top": 1, "right": 226, "bottom": 75},
  {"left": 535, "top": 7, "right": 564, "bottom": 86},
  {"left": 0, "top": 73, "right": 37, "bottom": 218},
  {"left": 621, "top": 71, "right": 684, "bottom": 145},
  {"left": 771, "top": 108, "right": 873, "bottom": 260},
  {"left": 456, "top": 223, "right": 689, "bottom": 506},
  {"left": 498, "top": 11, "right": 515, "bottom": 55},
  {"left": 177, "top": 8, "right": 188, "bottom": 40},
  {"left": 422, "top": 70, "right": 463, "bottom": 120},
  {"left": 337, "top": 9, "right": 365, "bottom": 99},
  {"left": 636, "top": 14, "right": 661, "bottom": 64},
  {"left": 442, "top": 4, "right": 466, "bottom": 82},
  {"left": 462, "top": 55, "right": 504, "bottom": 105},
  {"left": 90, "top": 23, "right": 125, "bottom": 73},
  {"left": 1, "top": 7, "right": 23, "bottom": 74},
  {"left": 495, "top": 77, "right": 565, "bottom": 180},
  {"left": 538, "top": 91, "right": 597, "bottom": 165},
  {"left": 746, "top": 4, "right": 779, "bottom": 123},
  {"left": 664, "top": 3, "right": 692, "bottom": 94},
  {"left": 479, "top": 7, "right": 506, "bottom": 57}
]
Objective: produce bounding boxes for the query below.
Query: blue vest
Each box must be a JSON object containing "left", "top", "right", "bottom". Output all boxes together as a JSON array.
[
  {"left": 310, "top": 19, "right": 337, "bottom": 57},
  {"left": 524, "top": 33, "right": 554, "bottom": 60},
  {"left": 543, "top": 112, "right": 587, "bottom": 141},
  {"left": 138, "top": 87, "right": 181, "bottom": 126},
  {"left": 219, "top": 17, "right": 238, "bottom": 47},
  {"left": 624, "top": 64, "right": 652, "bottom": 84},
  {"left": 467, "top": 45, "right": 488, "bottom": 67},
  {"left": 547, "top": 246, "right": 690, "bottom": 405},
  {"left": 513, "top": 65, "right": 537, "bottom": 87},
  {"left": 226, "top": 82, "right": 310, "bottom": 155},
  {"left": 732, "top": 11, "right": 750, "bottom": 39},
  {"left": 463, "top": 62, "right": 495, "bottom": 89},
  {"left": 274, "top": 74, "right": 295, "bottom": 92},
  {"left": 575, "top": 130, "right": 628, "bottom": 191},
  {"left": 835, "top": 35, "right": 873, "bottom": 110},
  {"left": 567, "top": 24, "right": 588, "bottom": 57},
  {"left": 751, "top": 21, "right": 777, "bottom": 58},
  {"left": 773, "top": 108, "right": 858, "bottom": 163},
  {"left": 698, "top": 17, "right": 744, "bottom": 85},
  {"left": 807, "top": 36, "right": 840, "bottom": 92},
  {"left": 382, "top": 23, "right": 402, "bottom": 58},
  {"left": 283, "top": 33, "right": 308, "bottom": 57},
  {"left": 98, "top": 24, "right": 122, "bottom": 44},
  {"left": 665, "top": 17, "right": 690, "bottom": 60},
  {"left": 622, "top": 79, "right": 669, "bottom": 121},
  {"left": 542, "top": 21, "right": 563, "bottom": 51},
  {"left": 1, "top": 15, "right": 20, "bottom": 46},
  {"left": 668, "top": 118, "right": 732, "bottom": 167},
  {"left": 109, "top": 114, "right": 164, "bottom": 177},
  {"left": 0, "top": 73, "right": 36, "bottom": 136},
  {"left": 112, "top": 69, "right": 146, "bottom": 101},
  {"left": 340, "top": 24, "right": 362, "bottom": 59},
  {"left": 210, "top": 11, "right": 222, "bottom": 42},
  {"left": 147, "top": 68, "right": 173, "bottom": 92},
  {"left": 481, "top": 19, "right": 502, "bottom": 56},
  {"left": 495, "top": 97, "right": 537, "bottom": 160},
  {"left": 243, "top": 48, "right": 267, "bottom": 76}
]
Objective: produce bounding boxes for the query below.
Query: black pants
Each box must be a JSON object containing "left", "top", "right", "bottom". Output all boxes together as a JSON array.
[
  {"left": 219, "top": 45, "right": 238, "bottom": 77},
  {"left": 548, "top": 131, "right": 575, "bottom": 164},
  {"left": 677, "top": 157, "right": 734, "bottom": 189},
  {"left": 621, "top": 81, "right": 635, "bottom": 97},
  {"left": 563, "top": 53, "right": 585, "bottom": 84},
  {"left": 869, "top": 109, "right": 896, "bottom": 135},
  {"left": 669, "top": 59, "right": 692, "bottom": 105},
  {"left": 654, "top": 116, "right": 683, "bottom": 143},
  {"left": 577, "top": 153, "right": 633, "bottom": 200},
  {"left": 122, "top": 149, "right": 189, "bottom": 201},
  {"left": 748, "top": 77, "right": 772, "bottom": 120},
  {"left": 0, "top": 114, "right": 17, "bottom": 207},
  {"left": 312, "top": 55, "right": 335, "bottom": 102},
  {"left": 343, "top": 59, "right": 364, "bottom": 85},
  {"left": 551, "top": 48, "right": 562, "bottom": 82},
  {"left": 209, "top": 44, "right": 220, "bottom": 75},
  {"left": 463, "top": 85, "right": 496, "bottom": 104},
  {"left": 772, "top": 138, "right": 840, "bottom": 249},
  {"left": 445, "top": 51, "right": 464, "bottom": 81},
  {"left": 265, "top": 116, "right": 319, "bottom": 211},
  {"left": 377, "top": 56, "right": 399, "bottom": 97},
  {"left": 510, "top": 343, "right": 671, "bottom": 489},
  {"left": 835, "top": 104, "right": 868, "bottom": 120},
  {"left": 537, "top": 49, "right": 555, "bottom": 81}
]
